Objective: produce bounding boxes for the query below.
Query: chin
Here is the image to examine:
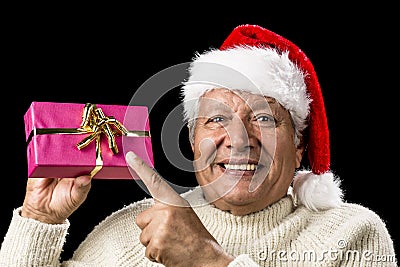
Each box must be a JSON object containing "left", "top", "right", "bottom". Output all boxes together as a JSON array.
[
  {"left": 198, "top": 170, "right": 272, "bottom": 205},
  {"left": 217, "top": 182, "right": 264, "bottom": 205}
]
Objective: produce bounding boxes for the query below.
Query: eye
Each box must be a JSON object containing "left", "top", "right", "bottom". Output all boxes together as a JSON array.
[
  {"left": 256, "top": 115, "right": 272, "bottom": 122},
  {"left": 254, "top": 114, "right": 276, "bottom": 127},
  {"left": 256, "top": 114, "right": 274, "bottom": 122},
  {"left": 208, "top": 116, "right": 225, "bottom": 123}
]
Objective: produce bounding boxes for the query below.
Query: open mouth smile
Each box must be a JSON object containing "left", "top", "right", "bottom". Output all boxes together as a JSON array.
[{"left": 218, "top": 163, "right": 257, "bottom": 171}]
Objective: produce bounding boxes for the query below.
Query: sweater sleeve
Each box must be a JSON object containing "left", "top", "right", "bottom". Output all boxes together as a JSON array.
[
  {"left": 342, "top": 207, "right": 398, "bottom": 266},
  {"left": 0, "top": 207, "right": 69, "bottom": 267},
  {"left": 228, "top": 254, "right": 259, "bottom": 266}
]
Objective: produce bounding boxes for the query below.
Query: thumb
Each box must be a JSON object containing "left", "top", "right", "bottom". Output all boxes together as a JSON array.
[
  {"left": 75, "top": 175, "right": 92, "bottom": 187},
  {"left": 71, "top": 175, "right": 92, "bottom": 202},
  {"left": 126, "top": 151, "right": 188, "bottom": 207}
]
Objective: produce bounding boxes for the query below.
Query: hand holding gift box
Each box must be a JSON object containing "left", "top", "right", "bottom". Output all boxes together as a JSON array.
[{"left": 24, "top": 101, "right": 154, "bottom": 179}]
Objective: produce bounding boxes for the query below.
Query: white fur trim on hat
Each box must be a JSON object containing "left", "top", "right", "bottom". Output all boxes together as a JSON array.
[
  {"left": 181, "top": 46, "right": 311, "bottom": 133},
  {"left": 292, "top": 170, "right": 344, "bottom": 211}
]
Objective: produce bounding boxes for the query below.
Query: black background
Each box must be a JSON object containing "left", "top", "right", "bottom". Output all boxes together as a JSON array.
[{"left": 2, "top": 4, "right": 398, "bottom": 261}]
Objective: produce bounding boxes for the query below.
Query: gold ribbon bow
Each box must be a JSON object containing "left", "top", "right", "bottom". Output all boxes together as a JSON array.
[
  {"left": 27, "top": 103, "right": 150, "bottom": 178},
  {"left": 77, "top": 103, "right": 129, "bottom": 154}
]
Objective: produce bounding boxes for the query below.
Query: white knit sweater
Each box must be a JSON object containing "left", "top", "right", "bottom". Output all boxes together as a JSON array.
[{"left": 0, "top": 187, "right": 397, "bottom": 266}]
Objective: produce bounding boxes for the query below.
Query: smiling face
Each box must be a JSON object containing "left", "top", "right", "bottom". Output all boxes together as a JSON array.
[{"left": 191, "top": 88, "right": 305, "bottom": 215}]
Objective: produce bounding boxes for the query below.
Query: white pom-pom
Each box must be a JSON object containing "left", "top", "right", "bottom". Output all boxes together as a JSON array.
[{"left": 292, "top": 170, "right": 344, "bottom": 211}]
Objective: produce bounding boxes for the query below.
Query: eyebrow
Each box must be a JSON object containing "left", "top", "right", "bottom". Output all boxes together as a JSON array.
[
  {"left": 199, "top": 98, "right": 232, "bottom": 112},
  {"left": 198, "top": 95, "right": 279, "bottom": 114},
  {"left": 248, "top": 100, "right": 272, "bottom": 110},
  {"left": 245, "top": 96, "right": 279, "bottom": 112}
]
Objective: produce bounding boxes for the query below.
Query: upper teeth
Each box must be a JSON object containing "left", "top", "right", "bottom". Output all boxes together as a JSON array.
[{"left": 224, "top": 164, "right": 256, "bottom": 171}]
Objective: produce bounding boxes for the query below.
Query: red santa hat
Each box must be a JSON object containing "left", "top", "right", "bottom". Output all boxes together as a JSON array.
[{"left": 181, "top": 24, "right": 343, "bottom": 211}]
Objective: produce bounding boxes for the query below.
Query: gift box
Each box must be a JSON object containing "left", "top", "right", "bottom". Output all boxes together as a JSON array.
[{"left": 24, "top": 101, "right": 154, "bottom": 179}]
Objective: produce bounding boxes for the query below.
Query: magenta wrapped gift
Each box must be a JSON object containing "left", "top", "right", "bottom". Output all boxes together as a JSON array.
[{"left": 24, "top": 101, "right": 154, "bottom": 179}]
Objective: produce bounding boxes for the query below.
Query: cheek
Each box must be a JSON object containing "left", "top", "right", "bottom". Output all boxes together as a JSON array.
[
  {"left": 273, "top": 131, "right": 298, "bottom": 164},
  {"left": 194, "top": 138, "right": 216, "bottom": 158},
  {"left": 259, "top": 131, "right": 276, "bottom": 152},
  {"left": 192, "top": 135, "right": 218, "bottom": 171},
  {"left": 193, "top": 129, "right": 224, "bottom": 160}
]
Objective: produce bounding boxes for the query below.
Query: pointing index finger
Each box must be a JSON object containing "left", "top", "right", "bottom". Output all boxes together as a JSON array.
[{"left": 125, "top": 151, "right": 188, "bottom": 207}]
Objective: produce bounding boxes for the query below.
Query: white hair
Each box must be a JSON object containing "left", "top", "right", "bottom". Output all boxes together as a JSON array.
[{"left": 181, "top": 46, "right": 311, "bottom": 145}]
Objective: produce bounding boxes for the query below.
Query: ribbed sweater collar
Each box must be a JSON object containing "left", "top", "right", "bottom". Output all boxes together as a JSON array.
[{"left": 183, "top": 187, "right": 295, "bottom": 236}]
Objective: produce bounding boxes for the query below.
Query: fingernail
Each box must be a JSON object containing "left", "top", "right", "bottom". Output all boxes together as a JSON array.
[
  {"left": 125, "top": 151, "right": 137, "bottom": 165},
  {"left": 77, "top": 175, "right": 92, "bottom": 187}
]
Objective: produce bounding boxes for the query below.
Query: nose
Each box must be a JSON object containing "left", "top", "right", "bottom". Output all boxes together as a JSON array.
[{"left": 225, "top": 117, "right": 252, "bottom": 152}]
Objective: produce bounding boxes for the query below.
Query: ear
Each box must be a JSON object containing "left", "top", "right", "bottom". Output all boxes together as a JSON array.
[
  {"left": 188, "top": 126, "right": 195, "bottom": 152},
  {"left": 295, "top": 133, "right": 307, "bottom": 168},
  {"left": 295, "top": 144, "right": 306, "bottom": 168}
]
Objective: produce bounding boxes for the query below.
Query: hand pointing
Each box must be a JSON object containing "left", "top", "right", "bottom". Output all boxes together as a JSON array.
[
  {"left": 125, "top": 151, "right": 234, "bottom": 266},
  {"left": 125, "top": 151, "right": 187, "bottom": 207}
]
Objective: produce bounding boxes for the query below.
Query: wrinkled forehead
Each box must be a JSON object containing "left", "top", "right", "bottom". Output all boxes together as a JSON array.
[{"left": 198, "top": 88, "right": 281, "bottom": 113}]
